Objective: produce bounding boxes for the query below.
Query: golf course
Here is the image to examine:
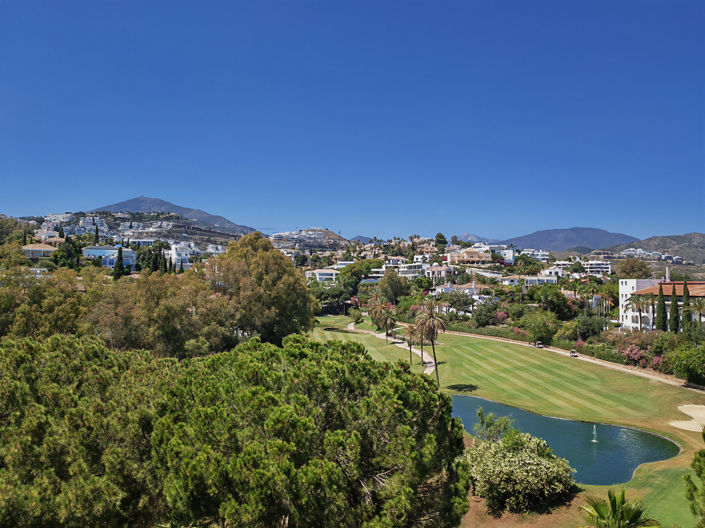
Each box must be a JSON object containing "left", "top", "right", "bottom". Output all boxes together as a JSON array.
[{"left": 312, "top": 315, "right": 705, "bottom": 528}]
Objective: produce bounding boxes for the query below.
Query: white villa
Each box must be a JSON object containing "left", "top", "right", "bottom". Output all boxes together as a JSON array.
[{"left": 306, "top": 268, "right": 340, "bottom": 283}]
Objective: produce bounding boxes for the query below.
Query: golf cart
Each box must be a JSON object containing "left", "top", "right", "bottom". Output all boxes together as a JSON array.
[
  {"left": 569, "top": 349, "right": 578, "bottom": 358},
  {"left": 535, "top": 341, "right": 543, "bottom": 348}
]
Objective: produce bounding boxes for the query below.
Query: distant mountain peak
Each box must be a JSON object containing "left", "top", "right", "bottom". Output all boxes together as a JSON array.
[
  {"left": 89, "top": 196, "right": 254, "bottom": 235},
  {"left": 499, "top": 227, "right": 638, "bottom": 252},
  {"left": 457, "top": 233, "right": 497, "bottom": 243}
]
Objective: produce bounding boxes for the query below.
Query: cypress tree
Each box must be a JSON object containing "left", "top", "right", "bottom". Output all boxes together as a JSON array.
[
  {"left": 22, "top": 231, "right": 27, "bottom": 245},
  {"left": 113, "top": 247, "right": 124, "bottom": 280},
  {"left": 682, "top": 279, "right": 691, "bottom": 330},
  {"left": 179, "top": 261, "right": 184, "bottom": 273},
  {"left": 669, "top": 286, "right": 680, "bottom": 333},
  {"left": 168, "top": 257, "right": 173, "bottom": 273},
  {"left": 94, "top": 226, "right": 99, "bottom": 244},
  {"left": 58, "top": 227, "right": 65, "bottom": 238},
  {"left": 655, "top": 284, "right": 668, "bottom": 331},
  {"left": 151, "top": 249, "right": 159, "bottom": 272},
  {"left": 160, "top": 253, "right": 167, "bottom": 273}
]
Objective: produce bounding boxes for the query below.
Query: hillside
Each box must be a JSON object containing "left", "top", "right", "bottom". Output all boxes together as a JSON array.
[
  {"left": 90, "top": 196, "right": 255, "bottom": 235},
  {"left": 270, "top": 228, "right": 348, "bottom": 250},
  {"left": 457, "top": 233, "right": 497, "bottom": 243},
  {"left": 500, "top": 227, "right": 638, "bottom": 252},
  {"left": 606, "top": 233, "right": 705, "bottom": 264}
]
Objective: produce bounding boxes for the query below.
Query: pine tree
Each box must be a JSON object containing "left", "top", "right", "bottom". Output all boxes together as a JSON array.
[
  {"left": 655, "top": 284, "right": 668, "bottom": 331},
  {"left": 669, "top": 286, "right": 680, "bottom": 333},
  {"left": 682, "top": 279, "right": 691, "bottom": 330},
  {"left": 113, "top": 247, "right": 124, "bottom": 280},
  {"left": 94, "top": 226, "right": 99, "bottom": 244}
]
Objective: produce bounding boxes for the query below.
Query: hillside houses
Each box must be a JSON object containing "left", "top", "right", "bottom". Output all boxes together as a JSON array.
[{"left": 82, "top": 246, "right": 137, "bottom": 269}]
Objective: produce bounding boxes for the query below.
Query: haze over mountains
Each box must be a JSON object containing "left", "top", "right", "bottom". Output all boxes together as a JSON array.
[{"left": 90, "top": 196, "right": 255, "bottom": 235}]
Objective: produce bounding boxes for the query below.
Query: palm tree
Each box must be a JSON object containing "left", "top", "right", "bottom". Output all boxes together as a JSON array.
[
  {"left": 690, "top": 298, "right": 705, "bottom": 325},
  {"left": 625, "top": 296, "right": 649, "bottom": 331},
  {"left": 380, "top": 308, "right": 397, "bottom": 344},
  {"left": 579, "top": 488, "right": 660, "bottom": 527},
  {"left": 402, "top": 323, "right": 417, "bottom": 365},
  {"left": 416, "top": 298, "right": 446, "bottom": 387},
  {"left": 369, "top": 294, "right": 386, "bottom": 328}
]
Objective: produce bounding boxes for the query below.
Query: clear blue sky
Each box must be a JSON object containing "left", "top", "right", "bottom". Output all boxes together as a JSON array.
[{"left": 1, "top": 0, "right": 703, "bottom": 240}]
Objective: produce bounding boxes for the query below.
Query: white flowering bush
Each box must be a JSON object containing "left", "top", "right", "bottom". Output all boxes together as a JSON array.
[{"left": 467, "top": 430, "right": 575, "bottom": 512}]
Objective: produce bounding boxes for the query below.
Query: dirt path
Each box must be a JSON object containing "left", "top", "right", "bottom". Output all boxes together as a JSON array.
[{"left": 348, "top": 322, "right": 436, "bottom": 375}]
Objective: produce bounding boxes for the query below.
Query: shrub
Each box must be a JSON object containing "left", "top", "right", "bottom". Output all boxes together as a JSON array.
[
  {"left": 620, "top": 344, "right": 647, "bottom": 366},
  {"left": 668, "top": 346, "right": 705, "bottom": 385},
  {"left": 582, "top": 343, "right": 626, "bottom": 365},
  {"left": 467, "top": 431, "right": 575, "bottom": 512},
  {"left": 555, "top": 320, "right": 578, "bottom": 341},
  {"left": 575, "top": 314, "right": 607, "bottom": 341},
  {"left": 493, "top": 311, "right": 509, "bottom": 325},
  {"left": 508, "top": 303, "right": 527, "bottom": 321},
  {"left": 519, "top": 310, "right": 558, "bottom": 345},
  {"left": 473, "top": 301, "right": 500, "bottom": 328},
  {"left": 652, "top": 332, "right": 676, "bottom": 355},
  {"left": 349, "top": 308, "right": 363, "bottom": 324},
  {"left": 513, "top": 326, "right": 528, "bottom": 338}
]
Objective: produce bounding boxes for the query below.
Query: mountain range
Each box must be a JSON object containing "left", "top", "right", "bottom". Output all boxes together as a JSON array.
[
  {"left": 90, "top": 196, "right": 255, "bottom": 235},
  {"left": 497, "top": 227, "right": 638, "bottom": 252}
]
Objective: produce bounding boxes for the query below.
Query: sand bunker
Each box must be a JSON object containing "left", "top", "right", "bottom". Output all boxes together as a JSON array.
[{"left": 670, "top": 405, "right": 705, "bottom": 432}]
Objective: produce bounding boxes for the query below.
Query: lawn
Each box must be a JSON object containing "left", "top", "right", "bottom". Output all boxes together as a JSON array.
[
  {"left": 312, "top": 315, "right": 424, "bottom": 371},
  {"left": 312, "top": 316, "right": 705, "bottom": 528}
]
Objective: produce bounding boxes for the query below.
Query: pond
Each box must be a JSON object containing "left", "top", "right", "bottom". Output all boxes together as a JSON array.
[{"left": 452, "top": 395, "right": 680, "bottom": 485}]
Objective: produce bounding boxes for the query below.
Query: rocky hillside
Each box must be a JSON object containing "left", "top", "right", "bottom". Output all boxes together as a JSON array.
[
  {"left": 606, "top": 233, "right": 705, "bottom": 264},
  {"left": 90, "top": 196, "right": 254, "bottom": 235}
]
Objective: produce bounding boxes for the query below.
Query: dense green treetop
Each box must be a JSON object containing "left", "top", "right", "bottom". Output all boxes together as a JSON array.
[
  {"left": 0, "top": 334, "right": 470, "bottom": 528},
  {"left": 617, "top": 258, "right": 652, "bottom": 279}
]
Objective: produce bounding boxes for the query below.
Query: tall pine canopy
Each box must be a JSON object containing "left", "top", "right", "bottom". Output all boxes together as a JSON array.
[
  {"left": 669, "top": 286, "right": 680, "bottom": 333},
  {"left": 656, "top": 284, "right": 668, "bottom": 331},
  {"left": 0, "top": 334, "right": 471, "bottom": 528}
]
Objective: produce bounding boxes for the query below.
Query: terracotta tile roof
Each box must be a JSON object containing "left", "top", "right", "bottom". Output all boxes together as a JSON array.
[
  {"left": 633, "top": 281, "right": 705, "bottom": 297},
  {"left": 22, "top": 243, "right": 57, "bottom": 251}
]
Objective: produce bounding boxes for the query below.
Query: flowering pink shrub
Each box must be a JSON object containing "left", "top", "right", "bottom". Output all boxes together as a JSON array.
[
  {"left": 494, "top": 311, "right": 509, "bottom": 325},
  {"left": 575, "top": 340, "right": 586, "bottom": 352},
  {"left": 620, "top": 344, "right": 647, "bottom": 366},
  {"left": 652, "top": 356, "right": 662, "bottom": 370},
  {"left": 513, "top": 326, "right": 528, "bottom": 337}
]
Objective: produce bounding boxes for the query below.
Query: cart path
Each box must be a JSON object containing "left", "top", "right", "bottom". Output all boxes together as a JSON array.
[{"left": 347, "top": 322, "right": 436, "bottom": 376}]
